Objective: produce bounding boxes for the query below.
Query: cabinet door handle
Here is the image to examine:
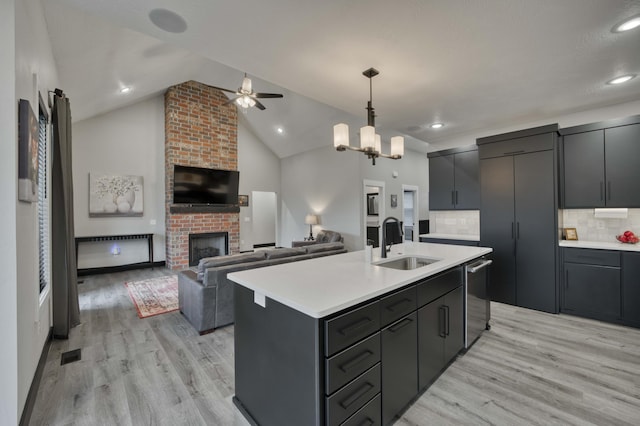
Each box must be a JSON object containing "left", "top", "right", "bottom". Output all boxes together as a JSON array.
[
  {"left": 455, "top": 190, "right": 459, "bottom": 205},
  {"left": 511, "top": 222, "right": 515, "bottom": 239},
  {"left": 338, "top": 317, "right": 371, "bottom": 336},
  {"left": 444, "top": 305, "right": 450, "bottom": 336},
  {"left": 451, "top": 190, "right": 455, "bottom": 206},
  {"left": 386, "top": 298, "right": 411, "bottom": 312},
  {"left": 608, "top": 181, "right": 612, "bottom": 201},
  {"left": 438, "top": 306, "right": 446, "bottom": 337},
  {"left": 339, "top": 382, "right": 374, "bottom": 409},
  {"left": 389, "top": 317, "right": 413, "bottom": 332},
  {"left": 600, "top": 181, "right": 604, "bottom": 202},
  {"left": 339, "top": 350, "right": 373, "bottom": 372},
  {"left": 516, "top": 222, "right": 520, "bottom": 240},
  {"left": 356, "top": 419, "right": 374, "bottom": 426}
]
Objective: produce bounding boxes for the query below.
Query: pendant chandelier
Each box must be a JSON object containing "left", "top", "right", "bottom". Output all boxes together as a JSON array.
[{"left": 333, "top": 68, "right": 404, "bottom": 165}]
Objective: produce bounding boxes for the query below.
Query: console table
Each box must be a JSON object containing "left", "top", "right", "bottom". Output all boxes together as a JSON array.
[{"left": 75, "top": 233, "right": 160, "bottom": 276}]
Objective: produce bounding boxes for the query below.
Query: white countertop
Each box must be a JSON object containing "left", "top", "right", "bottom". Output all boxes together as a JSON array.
[
  {"left": 228, "top": 242, "right": 492, "bottom": 318},
  {"left": 419, "top": 233, "right": 480, "bottom": 242},
  {"left": 559, "top": 240, "right": 640, "bottom": 252}
]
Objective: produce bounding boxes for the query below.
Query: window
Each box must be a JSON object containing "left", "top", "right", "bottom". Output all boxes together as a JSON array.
[{"left": 38, "top": 96, "right": 49, "bottom": 293}]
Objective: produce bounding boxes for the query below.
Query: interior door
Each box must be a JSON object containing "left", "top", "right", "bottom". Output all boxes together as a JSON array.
[
  {"left": 514, "top": 151, "right": 557, "bottom": 313},
  {"left": 480, "top": 155, "right": 516, "bottom": 305}
]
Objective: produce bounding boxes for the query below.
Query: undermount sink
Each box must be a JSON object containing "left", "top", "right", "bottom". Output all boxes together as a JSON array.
[{"left": 375, "top": 255, "right": 441, "bottom": 271}]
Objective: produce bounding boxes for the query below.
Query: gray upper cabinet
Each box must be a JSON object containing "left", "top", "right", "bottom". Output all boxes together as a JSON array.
[
  {"left": 478, "top": 125, "right": 558, "bottom": 314},
  {"left": 428, "top": 146, "right": 479, "bottom": 210},
  {"left": 561, "top": 117, "right": 640, "bottom": 208}
]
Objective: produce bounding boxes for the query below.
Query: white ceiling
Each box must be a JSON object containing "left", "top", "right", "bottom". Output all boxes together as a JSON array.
[{"left": 43, "top": 0, "right": 640, "bottom": 158}]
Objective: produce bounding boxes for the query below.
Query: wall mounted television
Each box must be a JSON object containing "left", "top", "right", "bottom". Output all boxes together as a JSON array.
[{"left": 173, "top": 165, "right": 240, "bottom": 206}]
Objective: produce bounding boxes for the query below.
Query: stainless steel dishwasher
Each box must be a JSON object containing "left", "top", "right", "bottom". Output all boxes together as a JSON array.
[{"left": 465, "top": 257, "right": 492, "bottom": 349}]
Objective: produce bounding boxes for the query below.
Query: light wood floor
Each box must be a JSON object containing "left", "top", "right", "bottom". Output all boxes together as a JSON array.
[{"left": 29, "top": 268, "right": 640, "bottom": 425}]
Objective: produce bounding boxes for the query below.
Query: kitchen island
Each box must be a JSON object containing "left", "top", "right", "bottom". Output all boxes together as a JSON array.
[{"left": 229, "top": 242, "right": 492, "bottom": 426}]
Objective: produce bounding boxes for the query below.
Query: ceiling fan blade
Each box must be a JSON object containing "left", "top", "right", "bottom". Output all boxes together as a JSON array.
[
  {"left": 223, "top": 96, "right": 240, "bottom": 105},
  {"left": 254, "top": 93, "right": 284, "bottom": 99},
  {"left": 254, "top": 99, "right": 266, "bottom": 110},
  {"left": 209, "top": 85, "right": 237, "bottom": 94}
]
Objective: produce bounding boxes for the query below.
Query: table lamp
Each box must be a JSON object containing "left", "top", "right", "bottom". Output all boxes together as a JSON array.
[{"left": 305, "top": 214, "right": 318, "bottom": 240}]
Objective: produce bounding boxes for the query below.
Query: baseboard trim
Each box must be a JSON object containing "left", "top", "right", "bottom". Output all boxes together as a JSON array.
[
  {"left": 77, "top": 261, "right": 166, "bottom": 276},
  {"left": 19, "top": 326, "right": 53, "bottom": 426}
]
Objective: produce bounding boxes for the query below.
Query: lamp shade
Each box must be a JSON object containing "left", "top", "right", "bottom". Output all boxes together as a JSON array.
[
  {"left": 360, "top": 126, "right": 375, "bottom": 150},
  {"left": 305, "top": 214, "right": 318, "bottom": 225},
  {"left": 374, "top": 134, "right": 381, "bottom": 153},
  {"left": 390, "top": 136, "right": 404, "bottom": 157},
  {"left": 334, "top": 123, "right": 349, "bottom": 148}
]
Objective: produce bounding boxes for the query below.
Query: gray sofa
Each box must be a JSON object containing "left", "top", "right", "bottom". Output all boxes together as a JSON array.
[
  {"left": 292, "top": 229, "right": 344, "bottom": 248},
  {"left": 178, "top": 242, "right": 347, "bottom": 334}
]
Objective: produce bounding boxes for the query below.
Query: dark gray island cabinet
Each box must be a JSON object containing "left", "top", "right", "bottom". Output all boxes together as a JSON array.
[{"left": 229, "top": 243, "right": 491, "bottom": 426}]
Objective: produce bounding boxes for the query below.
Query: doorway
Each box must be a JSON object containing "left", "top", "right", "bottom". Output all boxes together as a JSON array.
[
  {"left": 402, "top": 185, "right": 419, "bottom": 242},
  {"left": 363, "top": 180, "right": 385, "bottom": 248},
  {"left": 252, "top": 191, "right": 277, "bottom": 248}
]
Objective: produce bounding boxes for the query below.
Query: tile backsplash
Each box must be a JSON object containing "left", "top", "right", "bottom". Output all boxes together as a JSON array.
[
  {"left": 429, "top": 210, "right": 480, "bottom": 236},
  {"left": 561, "top": 209, "right": 640, "bottom": 242}
]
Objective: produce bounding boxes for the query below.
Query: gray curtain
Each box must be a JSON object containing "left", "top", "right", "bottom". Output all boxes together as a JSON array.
[{"left": 51, "top": 92, "right": 80, "bottom": 338}]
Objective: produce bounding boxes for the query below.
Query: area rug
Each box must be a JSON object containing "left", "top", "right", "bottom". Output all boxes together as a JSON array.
[{"left": 125, "top": 275, "right": 179, "bottom": 318}]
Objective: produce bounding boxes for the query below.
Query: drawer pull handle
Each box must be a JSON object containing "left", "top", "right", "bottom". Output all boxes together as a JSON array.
[
  {"left": 389, "top": 317, "right": 413, "bottom": 333},
  {"left": 357, "top": 419, "right": 374, "bottom": 426},
  {"left": 339, "top": 350, "right": 373, "bottom": 372},
  {"left": 444, "top": 305, "right": 450, "bottom": 336},
  {"left": 386, "top": 298, "right": 411, "bottom": 312},
  {"left": 339, "top": 382, "right": 374, "bottom": 409},
  {"left": 339, "top": 318, "right": 372, "bottom": 336}
]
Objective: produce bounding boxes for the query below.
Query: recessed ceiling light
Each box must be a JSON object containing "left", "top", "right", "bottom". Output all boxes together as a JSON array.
[
  {"left": 430, "top": 123, "right": 444, "bottom": 129},
  {"left": 120, "top": 86, "right": 132, "bottom": 94},
  {"left": 607, "top": 74, "right": 636, "bottom": 85},
  {"left": 613, "top": 15, "right": 640, "bottom": 33},
  {"left": 149, "top": 9, "right": 188, "bottom": 33},
  {"left": 276, "top": 127, "right": 284, "bottom": 134}
]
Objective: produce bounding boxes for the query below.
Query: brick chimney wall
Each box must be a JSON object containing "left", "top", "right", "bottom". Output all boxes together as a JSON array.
[{"left": 165, "top": 81, "right": 240, "bottom": 270}]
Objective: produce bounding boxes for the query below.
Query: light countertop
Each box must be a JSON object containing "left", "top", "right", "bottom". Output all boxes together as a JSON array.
[
  {"left": 419, "top": 233, "right": 480, "bottom": 242},
  {"left": 559, "top": 240, "right": 640, "bottom": 252},
  {"left": 228, "top": 242, "right": 491, "bottom": 318}
]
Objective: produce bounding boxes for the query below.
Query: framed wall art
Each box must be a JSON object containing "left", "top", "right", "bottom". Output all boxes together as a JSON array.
[
  {"left": 18, "top": 99, "right": 38, "bottom": 202},
  {"left": 238, "top": 194, "right": 249, "bottom": 207},
  {"left": 89, "top": 173, "right": 144, "bottom": 217}
]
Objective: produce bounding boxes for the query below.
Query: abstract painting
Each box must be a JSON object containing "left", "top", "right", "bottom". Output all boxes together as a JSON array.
[
  {"left": 89, "top": 173, "right": 144, "bottom": 217},
  {"left": 18, "top": 99, "right": 38, "bottom": 202}
]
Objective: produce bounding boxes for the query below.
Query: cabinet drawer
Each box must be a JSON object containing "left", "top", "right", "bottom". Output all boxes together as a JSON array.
[
  {"left": 478, "top": 133, "right": 554, "bottom": 159},
  {"left": 564, "top": 248, "right": 620, "bottom": 267},
  {"left": 380, "top": 285, "right": 417, "bottom": 327},
  {"left": 326, "top": 332, "right": 381, "bottom": 395},
  {"left": 341, "top": 393, "right": 381, "bottom": 426},
  {"left": 417, "top": 267, "right": 463, "bottom": 307},
  {"left": 326, "top": 364, "right": 381, "bottom": 426},
  {"left": 326, "top": 301, "right": 380, "bottom": 357}
]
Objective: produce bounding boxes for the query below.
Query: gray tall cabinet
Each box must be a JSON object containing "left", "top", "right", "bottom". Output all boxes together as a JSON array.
[{"left": 477, "top": 125, "right": 559, "bottom": 314}]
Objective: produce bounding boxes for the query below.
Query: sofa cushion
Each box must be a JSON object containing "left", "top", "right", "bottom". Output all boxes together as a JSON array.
[
  {"left": 265, "top": 247, "right": 307, "bottom": 260},
  {"left": 305, "top": 242, "right": 345, "bottom": 254},
  {"left": 316, "top": 230, "right": 343, "bottom": 243},
  {"left": 198, "top": 251, "right": 267, "bottom": 275}
]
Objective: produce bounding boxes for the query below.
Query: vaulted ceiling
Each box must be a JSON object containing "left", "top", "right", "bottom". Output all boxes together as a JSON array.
[{"left": 43, "top": 0, "right": 640, "bottom": 157}]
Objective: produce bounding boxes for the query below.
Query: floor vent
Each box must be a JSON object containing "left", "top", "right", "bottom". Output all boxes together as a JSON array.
[{"left": 60, "top": 349, "right": 81, "bottom": 365}]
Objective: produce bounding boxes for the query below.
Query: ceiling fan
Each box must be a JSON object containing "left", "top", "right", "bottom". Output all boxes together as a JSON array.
[{"left": 212, "top": 74, "right": 283, "bottom": 110}]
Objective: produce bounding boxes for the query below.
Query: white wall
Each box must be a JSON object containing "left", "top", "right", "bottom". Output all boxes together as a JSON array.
[
  {"left": 238, "top": 118, "right": 281, "bottom": 251},
  {"left": 1, "top": 1, "right": 17, "bottom": 422},
  {"left": 73, "top": 96, "right": 166, "bottom": 264},
  {"left": 13, "top": 0, "right": 59, "bottom": 420},
  {"left": 281, "top": 146, "right": 362, "bottom": 250}
]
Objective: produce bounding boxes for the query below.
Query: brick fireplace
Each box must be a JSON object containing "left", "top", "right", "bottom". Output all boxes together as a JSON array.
[{"left": 165, "top": 81, "right": 240, "bottom": 270}]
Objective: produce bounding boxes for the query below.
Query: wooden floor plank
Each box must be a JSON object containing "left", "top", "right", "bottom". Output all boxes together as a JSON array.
[{"left": 28, "top": 268, "right": 640, "bottom": 425}]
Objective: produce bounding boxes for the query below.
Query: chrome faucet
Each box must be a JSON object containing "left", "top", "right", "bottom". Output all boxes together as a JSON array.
[{"left": 381, "top": 216, "right": 403, "bottom": 258}]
